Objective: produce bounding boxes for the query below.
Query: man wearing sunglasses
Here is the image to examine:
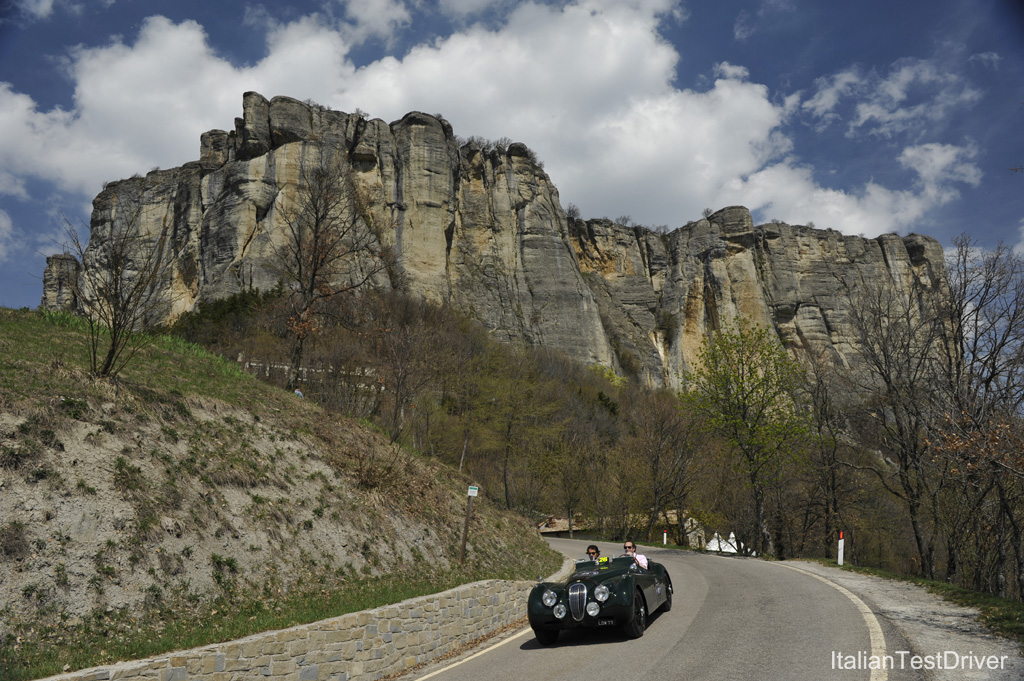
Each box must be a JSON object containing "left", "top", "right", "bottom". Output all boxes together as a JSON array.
[
  {"left": 585, "top": 545, "right": 601, "bottom": 561},
  {"left": 623, "top": 541, "right": 648, "bottom": 569}
]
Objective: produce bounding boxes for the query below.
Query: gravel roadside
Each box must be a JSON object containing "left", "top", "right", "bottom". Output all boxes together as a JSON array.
[{"left": 782, "top": 560, "right": 1024, "bottom": 680}]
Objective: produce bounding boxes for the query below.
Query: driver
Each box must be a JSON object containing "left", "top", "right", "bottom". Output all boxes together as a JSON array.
[
  {"left": 585, "top": 545, "right": 600, "bottom": 561},
  {"left": 623, "top": 541, "right": 648, "bottom": 569}
]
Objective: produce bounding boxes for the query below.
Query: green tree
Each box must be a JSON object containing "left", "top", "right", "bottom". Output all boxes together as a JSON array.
[{"left": 687, "top": 320, "right": 810, "bottom": 556}]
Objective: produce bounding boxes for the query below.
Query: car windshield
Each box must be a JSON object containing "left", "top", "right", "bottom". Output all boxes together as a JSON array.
[{"left": 574, "top": 556, "right": 635, "bottom": 572}]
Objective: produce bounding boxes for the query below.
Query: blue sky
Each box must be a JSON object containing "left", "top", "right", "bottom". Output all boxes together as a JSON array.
[{"left": 0, "top": 0, "right": 1022, "bottom": 310}]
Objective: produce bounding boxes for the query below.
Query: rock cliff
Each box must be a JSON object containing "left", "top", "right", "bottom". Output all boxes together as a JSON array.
[
  {"left": 43, "top": 92, "right": 948, "bottom": 387},
  {"left": 572, "top": 209, "right": 946, "bottom": 387}
]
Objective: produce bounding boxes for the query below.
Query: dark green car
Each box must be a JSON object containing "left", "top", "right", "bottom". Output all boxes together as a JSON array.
[{"left": 527, "top": 555, "right": 673, "bottom": 645}]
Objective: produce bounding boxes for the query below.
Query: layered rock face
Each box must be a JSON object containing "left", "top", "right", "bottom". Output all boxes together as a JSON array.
[
  {"left": 43, "top": 92, "right": 948, "bottom": 386},
  {"left": 572, "top": 209, "right": 947, "bottom": 388}
]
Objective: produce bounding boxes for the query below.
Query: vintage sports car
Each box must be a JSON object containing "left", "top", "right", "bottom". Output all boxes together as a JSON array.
[{"left": 527, "top": 555, "right": 673, "bottom": 644}]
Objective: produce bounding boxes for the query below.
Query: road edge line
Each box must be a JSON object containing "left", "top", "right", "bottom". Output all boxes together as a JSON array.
[
  {"left": 414, "top": 627, "right": 532, "bottom": 681},
  {"left": 778, "top": 563, "right": 888, "bottom": 681}
]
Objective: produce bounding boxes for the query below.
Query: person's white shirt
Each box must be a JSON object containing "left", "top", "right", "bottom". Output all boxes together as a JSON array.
[{"left": 623, "top": 544, "right": 648, "bottom": 569}]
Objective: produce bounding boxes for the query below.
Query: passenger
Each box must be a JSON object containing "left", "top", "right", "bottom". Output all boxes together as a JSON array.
[{"left": 623, "top": 541, "right": 648, "bottom": 569}]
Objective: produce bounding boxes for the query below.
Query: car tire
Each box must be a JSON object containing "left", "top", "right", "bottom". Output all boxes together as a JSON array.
[
  {"left": 623, "top": 589, "right": 646, "bottom": 639},
  {"left": 660, "top": 577, "right": 673, "bottom": 612},
  {"left": 533, "top": 628, "right": 559, "bottom": 646}
]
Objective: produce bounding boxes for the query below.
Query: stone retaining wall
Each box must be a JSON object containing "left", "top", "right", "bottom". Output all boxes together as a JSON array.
[{"left": 41, "top": 574, "right": 560, "bottom": 681}]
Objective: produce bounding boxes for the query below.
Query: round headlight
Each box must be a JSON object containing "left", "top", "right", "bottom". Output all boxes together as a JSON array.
[
  {"left": 542, "top": 589, "right": 557, "bottom": 607},
  {"left": 586, "top": 601, "right": 601, "bottom": 617},
  {"left": 594, "top": 584, "right": 610, "bottom": 602},
  {"left": 553, "top": 604, "right": 567, "bottom": 619}
]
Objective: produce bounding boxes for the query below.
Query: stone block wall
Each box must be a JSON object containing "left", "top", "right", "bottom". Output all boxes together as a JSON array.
[{"left": 39, "top": 575, "right": 563, "bottom": 681}]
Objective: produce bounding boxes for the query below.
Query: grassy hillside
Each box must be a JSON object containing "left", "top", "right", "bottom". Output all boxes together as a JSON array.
[{"left": 0, "top": 308, "right": 559, "bottom": 679}]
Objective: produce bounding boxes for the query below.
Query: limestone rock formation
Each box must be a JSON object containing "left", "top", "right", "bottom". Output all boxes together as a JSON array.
[
  {"left": 43, "top": 92, "right": 948, "bottom": 386},
  {"left": 571, "top": 208, "right": 947, "bottom": 388}
]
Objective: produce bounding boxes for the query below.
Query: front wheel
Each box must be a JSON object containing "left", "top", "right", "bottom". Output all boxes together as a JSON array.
[
  {"left": 622, "top": 589, "right": 646, "bottom": 639},
  {"left": 533, "top": 628, "right": 559, "bottom": 646}
]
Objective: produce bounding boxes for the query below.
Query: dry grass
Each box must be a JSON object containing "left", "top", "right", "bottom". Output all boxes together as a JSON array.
[{"left": 0, "top": 307, "right": 560, "bottom": 680}]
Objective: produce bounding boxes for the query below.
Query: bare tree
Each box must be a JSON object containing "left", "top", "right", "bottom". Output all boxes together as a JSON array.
[
  {"left": 843, "top": 273, "right": 948, "bottom": 578},
  {"left": 63, "top": 180, "right": 173, "bottom": 378},
  {"left": 268, "top": 145, "right": 393, "bottom": 390},
  {"left": 798, "top": 350, "right": 866, "bottom": 560},
  {"left": 542, "top": 416, "right": 602, "bottom": 540},
  {"left": 934, "top": 235, "right": 1024, "bottom": 594},
  {"left": 622, "top": 388, "right": 705, "bottom": 541},
  {"left": 366, "top": 293, "right": 453, "bottom": 443}
]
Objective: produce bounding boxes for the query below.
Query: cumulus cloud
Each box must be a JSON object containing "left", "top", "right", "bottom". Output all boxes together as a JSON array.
[
  {"left": 0, "top": 14, "right": 356, "bottom": 196},
  {"left": 729, "top": 141, "right": 981, "bottom": 237},
  {"left": 0, "top": 0, "right": 990, "bottom": 250},
  {"left": 898, "top": 142, "right": 981, "bottom": 199}
]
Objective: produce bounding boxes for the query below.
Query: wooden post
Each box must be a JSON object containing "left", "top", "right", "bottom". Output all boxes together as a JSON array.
[{"left": 460, "top": 486, "right": 479, "bottom": 564}]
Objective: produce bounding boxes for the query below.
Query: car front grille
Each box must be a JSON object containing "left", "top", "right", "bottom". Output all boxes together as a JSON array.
[{"left": 568, "top": 582, "right": 586, "bottom": 621}]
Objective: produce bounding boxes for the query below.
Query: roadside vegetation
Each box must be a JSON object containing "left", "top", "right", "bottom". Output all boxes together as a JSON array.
[
  {"left": 18, "top": 142, "right": 1024, "bottom": 674},
  {"left": 156, "top": 232, "right": 1024, "bottom": 610},
  {"left": 0, "top": 307, "right": 559, "bottom": 680}
]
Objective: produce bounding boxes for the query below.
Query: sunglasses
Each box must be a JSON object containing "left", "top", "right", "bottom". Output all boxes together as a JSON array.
[
  {"left": 624, "top": 545, "right": 634, "bottom": 550},
  {"left": 587, "top": 551, "right": 597, "bottom": 556}
]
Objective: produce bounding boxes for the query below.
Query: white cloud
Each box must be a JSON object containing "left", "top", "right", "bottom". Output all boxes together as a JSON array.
[
  {"left": 0, "top": 0, "right": 989, "bottom": 253},
  {"left": 0, "top": 170, "right": 29, "bottom": 199},
  {"left": 1015, "top": 219, "right": 1024, "bottom": 256},
  {"left": 804, "top": 57, "right": 982, "bottom": 139},
  {"left": 898, "top": 142, "right": 981, "bottom": 200},
  {"left": 733, "top": 11, "right": 755, "bottom": 41},
  {"left": 732, "top": 0, "right": 795, "bottom": 42},
  {"left": 0, "top": 15, "right": 356, "bottom": 196},
  {"left": 968, "top": 51, "right": 1001, "bottom": 70},
  {"left": 728, "top": 142, "right": 981, "bottom": 237},
  {"left": 12, "top": 0, "right": 57, "bottom": 21},
  {"left": 0, "top": 209, "right": 13, "bottom": 261},
  {"left": 713, "top": 62, "right": 750, "bottom": 80},
  {"left": 6, "top": 0, "right": 110, "bottom": 24},
  {"left": 338, "top": 0, "right": 412, "bottom": 44},
  {"left": 802, "top": 68, "right": 862, "bottom": 118}
]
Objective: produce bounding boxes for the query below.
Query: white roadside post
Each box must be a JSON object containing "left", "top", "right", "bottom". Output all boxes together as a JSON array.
[
  {"left": 663, "top": 529, "right": 668, "bottom": 545},
  {"left": 460, "top": 485, "right": 479, "bottom": 564},
  {"left": 838, "top": 530, "right": 845, "bottom": 566}
]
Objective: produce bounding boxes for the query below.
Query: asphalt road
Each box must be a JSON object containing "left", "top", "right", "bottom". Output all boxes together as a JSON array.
[{"left": 409, "top": 538, "right": 932, "bottom": 681}]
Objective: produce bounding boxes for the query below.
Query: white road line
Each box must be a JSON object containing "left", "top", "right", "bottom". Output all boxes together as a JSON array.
[
  {"left": 779, "top": 563, "right": 888, "bottom": 681},
  {"left": 416, "top": 627, "right": 532, "bottom": 680}
]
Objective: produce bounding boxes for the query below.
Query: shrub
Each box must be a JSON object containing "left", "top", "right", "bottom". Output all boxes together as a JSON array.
[{"left": 0, "top": 521, "right": 30, "bottom": 561}]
